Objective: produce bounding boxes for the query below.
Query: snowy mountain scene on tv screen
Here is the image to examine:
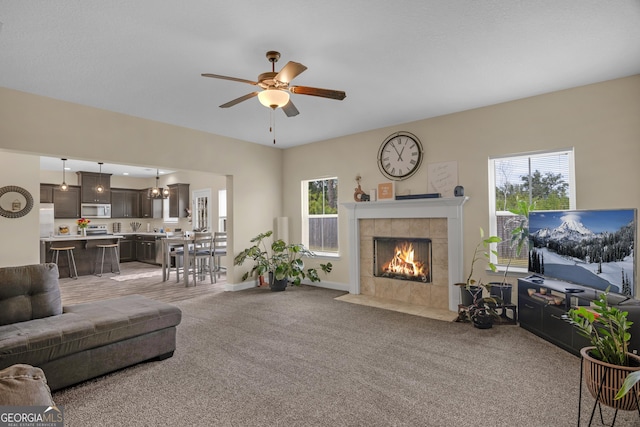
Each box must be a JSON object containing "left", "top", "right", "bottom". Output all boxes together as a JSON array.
[{"left": 528, "top": 208, "right": 637, "bottom": 296}]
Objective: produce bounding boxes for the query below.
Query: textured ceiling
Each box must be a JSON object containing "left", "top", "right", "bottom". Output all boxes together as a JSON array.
[{"left": 1, "top": 1, "right": 639, "bottom": 149}]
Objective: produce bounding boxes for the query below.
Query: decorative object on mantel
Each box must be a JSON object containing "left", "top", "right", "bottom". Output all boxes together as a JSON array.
[
  {"left": 353, "top": 175, "right": 370, "bottom": 202},
  {"left": 395, "top": 193, "right": 441, "bottom": 200},
  {"left": 454, "top": 185, "right": 464, "bottom": 197},
  {"left": 427, "top": 160, "right": 458, "bottom": 197},
  {"left": 377, "top": 182, "right": 394, "bottom": 201}
]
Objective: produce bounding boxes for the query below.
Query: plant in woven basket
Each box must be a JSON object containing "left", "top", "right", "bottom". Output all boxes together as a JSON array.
[
  {"left": 564, "top": 288, "right": 640, "bottom": 409},
  {"left": 564, "top": 288, "right": 631, "bottom": 366}
]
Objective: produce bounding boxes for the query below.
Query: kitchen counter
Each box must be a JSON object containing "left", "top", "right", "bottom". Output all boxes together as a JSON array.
[
  {"left": 40, "top": 235, "right": 124, "bottom": 277},
  {"left": 40, "top": 234, "right": 125, "bottom": 242},
  {"left": 117, "top": 232, "right": 169, "bottom": 237}
]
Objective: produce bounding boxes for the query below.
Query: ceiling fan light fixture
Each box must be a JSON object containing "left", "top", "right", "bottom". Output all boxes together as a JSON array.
[{"left": 258, "top": 89, "right": 289, "bottom": 109}]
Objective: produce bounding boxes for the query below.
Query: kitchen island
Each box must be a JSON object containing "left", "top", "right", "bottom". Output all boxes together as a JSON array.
[{"left": 40, "top": 235, "right": 124, "bottom": 277}]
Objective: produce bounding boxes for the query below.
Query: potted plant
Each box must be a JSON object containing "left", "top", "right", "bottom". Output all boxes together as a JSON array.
[
  {"left": 488, "top": 199, "right": 535, "bottom": 305},
  {"left": 455, "top": 228, "right": 502, "bottom": 328},
  {"left": 564, "top": 289, "right": 640, "bottom": 411},
  {"left": 234, "top": 230, "right": 332, "bottom": 292}
]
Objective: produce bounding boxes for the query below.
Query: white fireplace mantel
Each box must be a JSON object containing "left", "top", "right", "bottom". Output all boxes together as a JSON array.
[{"left": 342, "top": 197, "right": 469, "bottom": 312}]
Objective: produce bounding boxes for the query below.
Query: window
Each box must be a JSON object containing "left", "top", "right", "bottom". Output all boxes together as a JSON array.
[
  {"left": 218, "top": 189, "right": 226, "bottom": 232},
  {"left": 488, "top": 149, "right": 576, "bottom": 269},
  {"left": 163, "top": 198, "right": 178, "bottom": 224},
  {"left": 302, "top": 177, "right": 339, "bottom": 256}
]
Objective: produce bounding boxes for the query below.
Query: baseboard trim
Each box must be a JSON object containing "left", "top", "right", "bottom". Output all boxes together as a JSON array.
[{"left": 225, "top": 280, "right": 348, "bottom": 293}]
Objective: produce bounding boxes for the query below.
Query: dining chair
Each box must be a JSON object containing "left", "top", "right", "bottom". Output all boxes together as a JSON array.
[
  {"left": 212, "top": 232, "right": 227, "bottom": 283},
  {"left": 188, "top": 232, "right": 214, "bottom": 285},
  {"left": 167, "top": 244, "right": 185, "bottom": 283}
]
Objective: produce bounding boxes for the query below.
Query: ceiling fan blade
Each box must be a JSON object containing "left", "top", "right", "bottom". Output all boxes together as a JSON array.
[
  {"left": 290, "top": 86, "right": 346, "bottom": 100},
  {"left": 219, "top": 92, "right": 259, "bottom": 108},
  {"left": 281, "top": 100, "right": 300, "bottom": 117},
  {"left": 201, "top": 73, "right": 258, "bottom": 86},
  {"left": 275, "top": 61, "right": 307, "bottom": 84}
]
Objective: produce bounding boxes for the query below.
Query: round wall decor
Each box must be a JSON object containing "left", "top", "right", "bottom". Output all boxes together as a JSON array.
[
  {"left": 0, "top": 185, "right": 34, "bottom": 218},
  {"left": 377, "top": 131, "right": 424, "bottom": 181}
]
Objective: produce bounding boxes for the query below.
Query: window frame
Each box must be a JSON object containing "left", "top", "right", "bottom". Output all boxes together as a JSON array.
[
  {"left": 301, "top": 177, "right": 339, "bottom": 258},
  {"left": 488, "top": 148, "right": 576, "bottom": 270}
]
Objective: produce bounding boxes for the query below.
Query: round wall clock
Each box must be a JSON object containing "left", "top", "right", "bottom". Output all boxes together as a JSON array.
[{"left": 377, "top": 131, "right": 424, "bottom": 181}]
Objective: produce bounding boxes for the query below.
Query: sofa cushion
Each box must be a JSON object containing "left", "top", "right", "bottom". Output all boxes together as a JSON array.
[
  {"left": 0, "top": 364, "right": 55, "bottom": 406},
  {"left": 0, "top": 264, "right": 62, "bottom": 326},
  {"left": 0, "top": 295, "right": 181, "bottom": 369}
]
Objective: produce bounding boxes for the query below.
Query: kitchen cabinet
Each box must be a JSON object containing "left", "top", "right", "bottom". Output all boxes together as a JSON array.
[
  {"left": 40, "top": 184, "right": 55, "bottom": 203},
  {"left": 135, "top": 235, "right": 158, "bottom": 264},
  {"left": 53, "top": 186, "right": 81, "bottom": 218},
  {"left": 119, "top": 236, "right": 136, "bottom": 262},
  {"left": 41, "top": 183, "right": 80, "bottom": 217},
  {"left": 168, "top": 183, "right": 190, "bottom": 218},
  {"left": 77, "top": 171, "right": 111, "bottom": 204},
  {"left": 111, "top": 188, "right": 140, "bottom": 218},
  {"left": 140, "top": 189, "right": 163, "bottom": 218}
]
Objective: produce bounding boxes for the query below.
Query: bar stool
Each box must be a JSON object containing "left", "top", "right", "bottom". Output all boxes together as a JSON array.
[
  {"left": 50, "top": 246, "right": 78, "bottom": 279},
  {"left": 95, "top": 243, "right": 121, "bottom": 277}
]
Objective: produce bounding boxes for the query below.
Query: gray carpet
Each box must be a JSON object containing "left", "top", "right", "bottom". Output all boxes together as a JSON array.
[{"left": 53, "top": 286, "right": 638, "bottom": 426}]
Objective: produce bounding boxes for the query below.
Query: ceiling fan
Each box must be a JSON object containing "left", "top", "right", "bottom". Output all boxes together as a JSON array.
[{"left": 201, "top": 51, "right": 346, "bottom": 117}]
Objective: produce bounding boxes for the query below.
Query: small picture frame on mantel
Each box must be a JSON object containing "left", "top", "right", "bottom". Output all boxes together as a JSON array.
[{"left": 377, "top": 182, "right": 395, "bottom": 201}]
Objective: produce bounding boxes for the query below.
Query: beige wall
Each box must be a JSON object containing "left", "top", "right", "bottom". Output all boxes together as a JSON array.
[
  {"left": 0, "top": 87, "right": 283, "bottom": 281},
  {"left": 0, "top": 152, "right": 41, "bottom": 266},
  {"left": 1, "top": 76, "right": 638, "bottom": 287},
  {"left": 283, "top": 75, "right": 640, "bottom": 287}
]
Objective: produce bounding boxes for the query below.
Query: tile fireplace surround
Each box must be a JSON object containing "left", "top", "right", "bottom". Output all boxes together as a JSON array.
[{"left": 343, "top": 197, "right": 468, "bottom": 312}]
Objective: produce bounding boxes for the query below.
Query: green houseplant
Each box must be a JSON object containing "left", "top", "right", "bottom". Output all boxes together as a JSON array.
[
  {"left": 488, "top": 199, "right": 535, "bottom": 304},
  {"left": 455, "top": 228, "right": 502, "bottom": 328},
  {"left": 564, "top": 289, "right": 640, "bottom": 410},
  {"left": 234, "top": 230, "right": 332, "bottom": 291}
]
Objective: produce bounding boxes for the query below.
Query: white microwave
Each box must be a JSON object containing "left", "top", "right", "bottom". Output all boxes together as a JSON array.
[{"left": 81, "top": 203, "right": 111, "bottom": 218}]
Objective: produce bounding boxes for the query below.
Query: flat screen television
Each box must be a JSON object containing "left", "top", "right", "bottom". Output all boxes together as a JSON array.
[{"left": 528, "top": 208, "right": 637, "bottom": 297}]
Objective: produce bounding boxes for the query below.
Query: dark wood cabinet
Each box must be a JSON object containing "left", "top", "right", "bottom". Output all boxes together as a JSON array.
[
  {"left": 77, "top": 171, "right": 111, "bottom": 204},
  {"left": 119, "top": 236, "right": 136, "bottom": 262},
  {"left": 168, "top": 183, "right": 189, "bottom": 218},
  {"left": 111, "top": 188, "right": 140, "bottom": 218},
  {"left": 140, "top": 189, "right": 163, "bottom": 218},
  {"left": 40, "top": 183, "right": 80, "bottom": 217},
  {"left": 40, "top": 184, "right": 55, "bottom": 203},
  {"left": 53, "top": 186, "right": 81, "bottom": 218},
  {"left": 135, "top": 235, "right": 157, "bottom": 264}
]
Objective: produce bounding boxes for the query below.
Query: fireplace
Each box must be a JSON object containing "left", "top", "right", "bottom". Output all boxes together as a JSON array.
[
  {"left": 373, "top": 237, "right": 432, "bottom": 283},
  {"left": 343, "top": 197, "right": 468, "bottom": 312}
]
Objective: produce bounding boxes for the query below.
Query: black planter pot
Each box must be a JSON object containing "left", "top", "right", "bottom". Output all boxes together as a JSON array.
[
  {"left": 472, "top": 310, "right": 494, "bottom": 329},
  {"left": 488, "top": 282, "right": 512, "bottom": 305},
  {"left": 269, "top": 272, "right": 288, "bottom": 292},
  {"left": 460, "top": 285, "right": 482, "bottom": 306}
]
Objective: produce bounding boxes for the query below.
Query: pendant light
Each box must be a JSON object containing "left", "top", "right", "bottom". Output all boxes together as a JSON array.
[
  {"left": 151, "top": 169, "right": 169, "bottom": 199},
  {"left": 96, "top": 162, "right": 104, "bottom": 193},
  {"left": 60, "top": 158, "right": 68, "bottom": 191}
]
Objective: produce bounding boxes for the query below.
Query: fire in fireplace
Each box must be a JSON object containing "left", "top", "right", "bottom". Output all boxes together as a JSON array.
[{"left": 373, "top": 237, "right": 432, "bottom": 283}]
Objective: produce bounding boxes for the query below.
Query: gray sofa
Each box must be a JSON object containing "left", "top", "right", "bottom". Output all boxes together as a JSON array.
[{"left": 0, "top": 263, "right": 182, "bottom": 391}]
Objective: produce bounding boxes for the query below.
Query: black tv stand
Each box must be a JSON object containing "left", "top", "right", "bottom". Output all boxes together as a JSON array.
[{"left": 518, "top": 276, "right": 640, "bottom": 356}]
